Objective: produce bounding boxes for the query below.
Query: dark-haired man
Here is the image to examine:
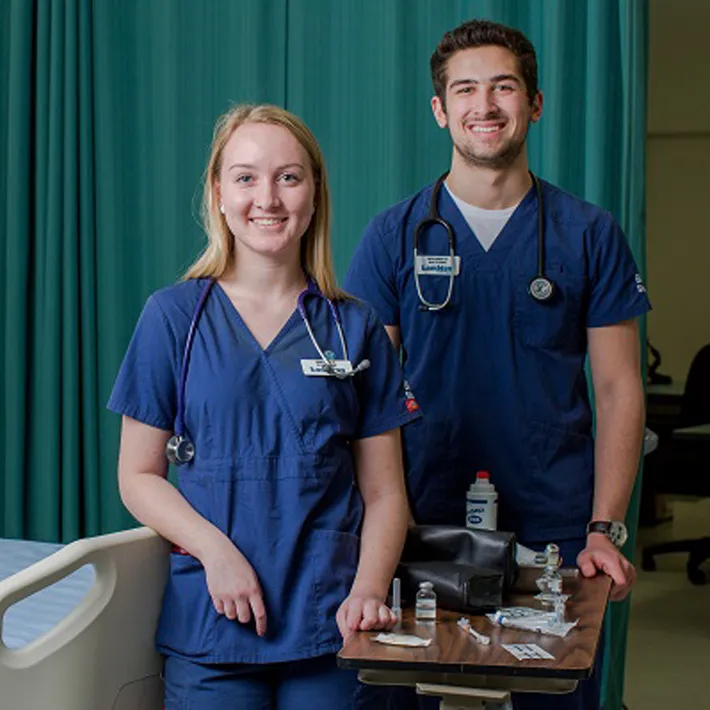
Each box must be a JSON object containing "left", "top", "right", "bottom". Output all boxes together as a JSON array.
[{"left": 346, "top": 17, "right": 650, "bottom": 710}]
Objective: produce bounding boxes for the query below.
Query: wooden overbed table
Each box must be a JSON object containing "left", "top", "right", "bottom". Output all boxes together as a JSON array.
[{"left": 338, "top": 571, "right": 612, "bottom": 709}]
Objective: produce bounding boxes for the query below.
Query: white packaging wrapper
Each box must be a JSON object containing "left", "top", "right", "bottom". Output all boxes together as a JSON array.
[
  {"left": 502, "top": 643, "right": 555, "bottom": 660},
  {"left": 487, "top": 607, "right": 578, "bottom": 638},
  {"left": 373, "top": 633, "right": 432, "bottom": 647}
]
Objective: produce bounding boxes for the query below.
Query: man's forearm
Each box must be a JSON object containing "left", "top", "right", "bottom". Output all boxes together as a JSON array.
[{"left": 591, "top": 383, "right": 645, "bottom": 522}]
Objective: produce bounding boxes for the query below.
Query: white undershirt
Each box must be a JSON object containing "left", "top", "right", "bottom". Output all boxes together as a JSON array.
[{"left": 445, "top": 184, "right": 518, "bottom": 252}]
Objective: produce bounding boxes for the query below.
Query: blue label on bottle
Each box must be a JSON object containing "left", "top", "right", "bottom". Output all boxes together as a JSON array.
[{"left": 466, "top": 497, "right": 494, "bottom": 528}]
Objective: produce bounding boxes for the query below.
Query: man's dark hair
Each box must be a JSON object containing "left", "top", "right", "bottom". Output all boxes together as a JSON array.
[{"left": 430, "top": 19, "right": 539, "bottom": 105}]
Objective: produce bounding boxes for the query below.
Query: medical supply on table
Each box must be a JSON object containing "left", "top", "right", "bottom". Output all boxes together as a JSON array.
[
  {"left": 391, "top": 577, "right": 402, "bottom": 622},
  {"left": 502, "top": 643, "right": 555, "bottom": 661},
  {"left": 534, "top": 543, "right": 570, "bottom": 624},
  {"left": 515, "top": 543, "right": 549, "bottom": 567},
  {"left": 487, "top": 607, "right": 578, "bottom": 638},
  {"left": 415, "top": 581, "right": 437, "bottom": 621},
  {"left": 535, "top": 543, "right": 565, "bottom": 602},
  {"left": 457, "top": 617, "right": 491, "bottom": 645},
  {"left": 413, "top": 171, "right": 553, "bottom": 312},
  {"left": 551, "top": 595, "right": 568, "bottom": 625},
  {"left": 466, "top": 471, "right": 498, "bottom": 530},
  {"left": 165, "top": 278, "right": 370, "bottom": 465},
  {"left": 397, "top": 526, "right": 515, "bottom": 613},
  {"left": 373, "top": 633, "right": 432, "bottom": 648}
]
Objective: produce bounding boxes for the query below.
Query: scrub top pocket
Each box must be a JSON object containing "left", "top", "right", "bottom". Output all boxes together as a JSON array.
[{"left": 514, "top": 262, "right": 584, "bottom": 350}]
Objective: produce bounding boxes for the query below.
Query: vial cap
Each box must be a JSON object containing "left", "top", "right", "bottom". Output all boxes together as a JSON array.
[
  {"left": 419, "top": 581, "right": 434, "bottom": 590},
  {"left": 476, "top": 471, "right": 490, "bottom": 480}
]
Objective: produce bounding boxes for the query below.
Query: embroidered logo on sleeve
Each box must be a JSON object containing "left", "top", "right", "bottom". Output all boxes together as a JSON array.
[
  {"left": 634, "top": 273, "right": 647, "bottom": 294},
  {"left": 404, "top": 380, "right": 420, "bottom": 413}
]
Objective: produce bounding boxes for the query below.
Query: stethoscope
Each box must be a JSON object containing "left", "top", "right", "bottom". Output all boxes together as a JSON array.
[
  {"left": 412, "top": 171, "right": 555, "bottom": 311},
  {"left": 166, "top": 277, "right": 369, "bottom": 466}
]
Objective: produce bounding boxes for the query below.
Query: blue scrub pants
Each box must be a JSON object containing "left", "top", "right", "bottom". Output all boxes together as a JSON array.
[
  {"left": 164, "top": 653, "right": 358, "bottom": 710},
  {"left": 354, "top": 538, "right": 603, "bottom": 710}
]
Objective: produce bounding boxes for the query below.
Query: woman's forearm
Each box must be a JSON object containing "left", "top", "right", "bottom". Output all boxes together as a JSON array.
[
  {"left": 350, "top": 489, "right": 408, "bottom": 600},
  {"left": 119, "top": 473, "right": 230, "bottom": 563}
]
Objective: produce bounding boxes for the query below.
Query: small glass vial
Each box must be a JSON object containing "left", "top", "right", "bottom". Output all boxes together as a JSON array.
[
  {"left": 536, "top": 543, "right": 564, "bottom": 603},
  {"left": 415, "top": 582, "right": 437, "bottom": 622}
]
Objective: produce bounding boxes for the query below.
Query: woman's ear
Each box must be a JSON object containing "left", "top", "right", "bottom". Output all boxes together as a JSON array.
[{"left": 214, "top": 181, "right": 226, "bottom": 215}]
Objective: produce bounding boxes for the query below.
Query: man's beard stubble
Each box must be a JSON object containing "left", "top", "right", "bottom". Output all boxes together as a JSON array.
[
  {"left": 453, "top": 133, "right": 527, "bottom": 170},
  {"left": 452, "top": 118, "right": 530, "bottom": 170}
]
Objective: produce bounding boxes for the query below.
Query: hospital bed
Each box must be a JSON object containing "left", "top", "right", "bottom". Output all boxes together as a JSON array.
[{"left": 0, "top": 526, "right": 169, "bottom": 710}]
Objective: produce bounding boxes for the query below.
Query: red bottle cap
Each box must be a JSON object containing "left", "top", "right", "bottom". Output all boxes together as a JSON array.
[{"left": 476, "top": 471, "right": 490, "bottom": 479}]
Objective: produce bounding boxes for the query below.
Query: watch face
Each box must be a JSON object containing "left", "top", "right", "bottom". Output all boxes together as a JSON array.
[
  {"left": 588, "top": 520, "right": 629, "bottom": 548},
  {"left": 609, "top": 522, "right": 628, "bottom": 548}
]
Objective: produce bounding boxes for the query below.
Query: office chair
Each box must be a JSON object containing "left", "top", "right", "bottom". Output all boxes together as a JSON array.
[{"left": 642, "top": 343, "right": 710, "bottom": 585}]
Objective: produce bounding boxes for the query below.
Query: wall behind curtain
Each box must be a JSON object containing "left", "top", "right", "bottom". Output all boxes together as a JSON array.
[{"left": 1, "top": 2, "right": 647, "bottom": 707}]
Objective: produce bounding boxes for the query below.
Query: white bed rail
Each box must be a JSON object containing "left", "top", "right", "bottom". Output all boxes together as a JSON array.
[{"left": 0, "top": 526, "right": 169, "bottom": 710}]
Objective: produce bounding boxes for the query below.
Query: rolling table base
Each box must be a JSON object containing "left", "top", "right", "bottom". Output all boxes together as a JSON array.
[
  {"left": 417, "top": 682, "right": 509, "bottom": 709},
  {"left": 359, "top": 669, "right": 578, "bottom": 708}
]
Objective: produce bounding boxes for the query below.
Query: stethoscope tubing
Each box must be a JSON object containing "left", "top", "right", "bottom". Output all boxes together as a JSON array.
[
  {"left": 413, "top": 172, "right": 552, "bottom": 310},
  {"left": 175, "top": 278, "right": 216, "bottom": 438},
  {"left": 168, "top": 277, "right": 354, "bottom": 464},
  {"left": 297, "top": 281, "right": 349, "bottom": 365}
]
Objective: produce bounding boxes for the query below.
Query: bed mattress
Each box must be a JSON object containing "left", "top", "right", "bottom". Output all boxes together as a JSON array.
[{"left": 0, "top": 538, "right": 94, "bottom": 649}]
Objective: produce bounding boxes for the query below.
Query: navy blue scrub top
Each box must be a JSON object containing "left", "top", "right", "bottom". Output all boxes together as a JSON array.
[
  {"left": 108, "top": 279, "right": 420, "bottom": 663},
  {"left": 344, "top": 179, "right": 651, "bottom": 543}
]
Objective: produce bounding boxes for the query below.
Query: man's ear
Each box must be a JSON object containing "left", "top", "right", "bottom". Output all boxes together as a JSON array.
[
  {"left": 530, "top": 91, "right": 543, "bottom": 124},
  {"left": 431, "top": 95, "right": 449, "bottom": 129}
]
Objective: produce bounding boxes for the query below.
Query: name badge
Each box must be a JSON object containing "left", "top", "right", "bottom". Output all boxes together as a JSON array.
[
  {"left": 415, "top": 255, "right": 461, "bottom": 276},
  {"left": 300, "top": 359, "right": 354, "bottom": 377}
]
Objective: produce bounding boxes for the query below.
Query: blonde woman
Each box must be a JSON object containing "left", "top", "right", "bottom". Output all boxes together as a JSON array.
[{"left": 108, "top": 104, "right": 419, "bottom": 708}]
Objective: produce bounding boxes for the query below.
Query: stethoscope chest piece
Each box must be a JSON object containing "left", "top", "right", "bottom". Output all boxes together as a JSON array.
[
  {"left": 166, "top": 435, "right": 195, "bottom": 465},
  {"left": 528, "top": 275, "right": 555, "bottom": 303}
]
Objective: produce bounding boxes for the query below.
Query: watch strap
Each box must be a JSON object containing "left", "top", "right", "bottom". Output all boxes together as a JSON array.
[{"left": 587, "top": 521, "right": 613, "bottom": 535}]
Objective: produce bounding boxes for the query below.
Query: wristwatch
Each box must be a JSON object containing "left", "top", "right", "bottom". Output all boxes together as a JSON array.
[{"left": 586, "top": 520, "right": 628, "bottom": 548}]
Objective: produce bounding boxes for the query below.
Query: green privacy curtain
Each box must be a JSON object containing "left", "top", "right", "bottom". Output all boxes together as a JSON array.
[
  {"left": 1, "top": 2, "right": 647, "bottom": 708},
  {"left": 1, "top": 0, "right": 287, "bottom": 541},
  {"left": 1, "top": 0, "right": 100, "bottom": 542}
]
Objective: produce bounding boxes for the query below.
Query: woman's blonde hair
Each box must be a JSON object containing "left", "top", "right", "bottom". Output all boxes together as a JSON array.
[{"left": 184, "top": 104, "right": 343, "bottom": 299}]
